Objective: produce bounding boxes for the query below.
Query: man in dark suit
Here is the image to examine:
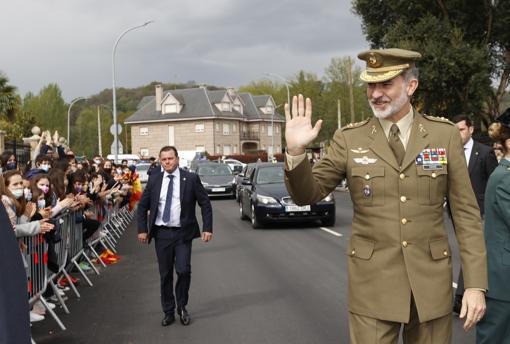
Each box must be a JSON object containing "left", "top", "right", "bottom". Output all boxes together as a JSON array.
[
  {"left": 0, "top": 200, "right": 31, "bottom": 344},
  {"left": 452, "top": 114, "right": 498, "bottom": 313},
  {"left": 137, "top": 146, "right": 212, "bottom": 327}
]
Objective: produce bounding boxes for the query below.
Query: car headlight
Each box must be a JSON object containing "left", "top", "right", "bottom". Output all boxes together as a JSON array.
[
  {"left": 323, "top": 193, "right": 334, "bottom": 202},
  {"left": 256, "top": 194, "right": 279, "bottom": 205}
]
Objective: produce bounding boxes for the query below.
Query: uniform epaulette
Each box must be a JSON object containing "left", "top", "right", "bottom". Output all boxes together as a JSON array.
[
  {"left": 423, "top": 114, "right": 454, "bottom": 125},
  {"left": 341, "top": 118, "right": 370, "bottom": 131}
]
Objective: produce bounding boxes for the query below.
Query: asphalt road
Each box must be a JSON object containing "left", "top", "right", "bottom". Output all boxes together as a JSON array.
[{"left": 31, "top": 191, "right": 475, "bottom": 343}]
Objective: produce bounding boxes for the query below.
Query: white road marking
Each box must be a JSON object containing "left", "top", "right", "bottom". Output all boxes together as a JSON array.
[
  {"left": 320, "top": 227, "right": 343, "bottom": 237},
  {"left": 452, "top": 282, "right": 458, "bottom": 289}
]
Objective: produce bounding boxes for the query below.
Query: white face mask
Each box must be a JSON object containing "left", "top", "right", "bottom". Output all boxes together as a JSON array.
[
  {"left": 40, "top": 164, "right": 50, "bottom": 172},
  {"left": 37, "top": 199, "right": 46, "bottom": 209},
  {"left": 12, "top": 189, "right": 24, "bottom": 199},
  {"left": 24, "top": 188, "right": 32, "bottom": 201}
]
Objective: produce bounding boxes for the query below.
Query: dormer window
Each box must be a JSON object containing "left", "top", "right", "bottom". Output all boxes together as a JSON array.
[
  {"left": 265, "top": 105, "right": 274, "bottom": 115},
  {"left": 233, "top": 103, "right": 242, "bottom": 113},
  {"left": 164, "top": 103, "right": 178, "bottom": 114}
]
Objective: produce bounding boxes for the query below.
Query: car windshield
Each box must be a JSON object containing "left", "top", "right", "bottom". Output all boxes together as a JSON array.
[
  {"left": 256, "top": 166, "right": 284, "bottom": 184},
  {"left": 197, "top": 165, "right": 232, "bottom": 176}
]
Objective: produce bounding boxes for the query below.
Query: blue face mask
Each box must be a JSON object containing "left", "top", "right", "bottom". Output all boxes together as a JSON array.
[
  {"left": 40, "top": 164, "right": 50, "bottom": 172},
  {"left": 75, "top": 186, "right": 83, "bottom": 193},
  {"left": 11, "top": 189, "right": 24, "bottom": 199},
  {"left": 6, "top": 162, "right": 17, "bottom": 170}
]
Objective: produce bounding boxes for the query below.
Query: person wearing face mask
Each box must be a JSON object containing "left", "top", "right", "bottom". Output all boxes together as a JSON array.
[
  {"left": 0, "top": 171, "right": 54, "bottom": 238},
  {"left": 70, "top": 171, "right": 100, "bottom": 241},
  {"left": 99, "top": 160, "right": 113, "bottom": 183},
  {"left": 25, "top": 154, "right": 52, "bottom": 180},
  {"left": 1, "top": 151, "right": 18, "bottom": 172}
]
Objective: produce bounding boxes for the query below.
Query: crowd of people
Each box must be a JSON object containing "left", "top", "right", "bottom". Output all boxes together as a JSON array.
[{"left": 0, "top": 135, "right": 142, "bottom": 325}]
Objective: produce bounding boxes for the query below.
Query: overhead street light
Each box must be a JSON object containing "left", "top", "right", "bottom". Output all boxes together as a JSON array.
[
  {"left": 111, "top": 20, "right": 154, "bottom": 161},
  {"left": 67, "top": 97, "right": 86, "bottom": 147},
  {"left": 264, "top": 72, "right": 291, "bottom": 158}
]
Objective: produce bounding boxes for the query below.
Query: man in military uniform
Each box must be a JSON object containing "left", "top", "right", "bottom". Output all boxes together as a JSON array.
[{"left": 284, "top": 48, "right": 487, "bottom": 343}]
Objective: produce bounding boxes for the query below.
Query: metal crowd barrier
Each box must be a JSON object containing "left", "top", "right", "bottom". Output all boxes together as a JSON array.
[{"left": 24, "top": 203, "right": 134, "bottom": 343}]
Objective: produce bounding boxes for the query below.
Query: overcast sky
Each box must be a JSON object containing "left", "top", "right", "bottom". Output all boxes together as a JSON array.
[{"left": 0, "top": 0, "right": 368, "bottom": 102}]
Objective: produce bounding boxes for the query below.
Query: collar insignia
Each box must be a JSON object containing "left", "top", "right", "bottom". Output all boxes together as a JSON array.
[{"left": 351, "top": 147, "right": 370, "bottom": 154}]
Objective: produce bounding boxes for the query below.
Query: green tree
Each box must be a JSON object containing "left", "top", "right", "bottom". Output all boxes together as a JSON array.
[
  {"left": 0, "top": 72, "right": 18, "bottom": 121},
  {"left": 352, "top": 0, "right": 510, "bottom": 127},
  {"left": 23, "top": 84, "right": 68, "bottom": 136}
]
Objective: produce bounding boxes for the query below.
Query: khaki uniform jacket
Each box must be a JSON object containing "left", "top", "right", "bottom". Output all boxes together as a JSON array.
[{"left": 285, "top": 111, "right": 488, "bottom": 323}]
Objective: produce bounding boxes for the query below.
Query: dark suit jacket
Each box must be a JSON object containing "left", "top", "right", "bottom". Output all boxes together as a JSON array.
[
  {"left": 468, "top": 140, "right": 498, "bottom": 215},
  {"left": 483, "top": 159, "right": 510, "bottom": 302},
  {"left": 0, "top": 203, "right": 31, "bottom": 344},
  {"left": 137, "top": 168, "right": 212, "bottom": 243}
]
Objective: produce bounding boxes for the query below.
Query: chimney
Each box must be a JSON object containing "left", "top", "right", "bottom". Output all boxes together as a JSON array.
[
  {"left": 227, "top": 87, "right": 236, "bottom": 98},
  {"left": 155, "top": 84, "right": 163, "bottom": 111}
]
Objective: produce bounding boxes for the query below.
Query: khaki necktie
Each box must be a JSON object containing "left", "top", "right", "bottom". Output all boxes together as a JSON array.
[{"left": 389, "top": 124, "right": 405, "bottom": 166}]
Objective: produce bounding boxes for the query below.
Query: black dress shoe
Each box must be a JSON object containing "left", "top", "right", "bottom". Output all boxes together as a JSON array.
[
  {"left": 177, "top": 307, "right": 191, "bottom": 326},
  {"left": 161, "top": 314, "right": 175, "bottom": 326}
]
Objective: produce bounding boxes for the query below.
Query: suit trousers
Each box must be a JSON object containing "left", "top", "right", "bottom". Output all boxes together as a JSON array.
[
  {"left": 476, "top": 297, "right": 510, "bottom": 344},
  {"left": 349, "top": 296, "right": 452, "bottom": 344},
  {"left": 154, "top": 227, "right": 192, "bottom": 315}
]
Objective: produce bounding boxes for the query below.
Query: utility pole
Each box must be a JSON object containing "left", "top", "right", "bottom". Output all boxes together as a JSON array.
[
  {"left": 347, "top": 57, "right": 355, "bottom": 123},
  {"left": 337, "top": 99, "right": 342, "bottom": 129},
  {"left": 97, "top": 106, "right": 103, "bottom": 157}
]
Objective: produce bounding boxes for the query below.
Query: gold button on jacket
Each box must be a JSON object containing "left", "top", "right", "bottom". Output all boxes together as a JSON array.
[{"left": 285, "top": 111, "right": 488, "bottom": 323}]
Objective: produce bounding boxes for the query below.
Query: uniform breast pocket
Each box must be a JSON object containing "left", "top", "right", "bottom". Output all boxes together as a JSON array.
[
  {"left": 350, "top": 166, "right": 385, "bottom": 206},
  {"left": 417, "top": 168, "right": 448, "bottom": 205}
]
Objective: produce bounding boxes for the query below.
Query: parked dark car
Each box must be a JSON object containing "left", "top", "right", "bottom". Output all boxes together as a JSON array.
[
  {"left": 196, "top": 163, "right": 236, "bottom": 198},
  {"left": 239, "top": 162, "right": 335, "bottom": 228},
  {"left": 234, "top": 163, "right": 258, "bottom": 201}
]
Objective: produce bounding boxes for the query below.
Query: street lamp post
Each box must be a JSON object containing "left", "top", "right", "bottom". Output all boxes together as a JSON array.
[
  {"left": 98, "top": 105, "right": 113, "bottom": 157},
  {"left": 112, "top": 20, "right": 153, "bottom": 162},
  {"left": 67, "top": 97, "right": 86, "bottom": 147},
  {"left": 264, "top": 73, "right": 290, "bottom": 159}
]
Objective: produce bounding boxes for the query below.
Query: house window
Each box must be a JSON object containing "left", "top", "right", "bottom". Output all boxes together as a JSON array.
[
  {"left": 276, "top": 125, "right": 280, "bottom": 134},
  {"left": 268, "top": 125, "right": 273, "bottom": 137},
  {"left": 216, "top": 145, "right": 222, "bottom": 154},
  {"left": 139, "top": 127, "right": 149, "bottom": 136},
  {"left": 140, "top": 148, "right": 149, "bottom": 157},
  {"left": 215, "top": 123, "right": 220, "bottom": 132},
  {"left": 233, "top": 145, "right": 238, "bottom": 154},
  {"left": 266, "top": 105, "right": 274, "bottom": 114},
  {"left": 164, "top": 103, "right": 178, "bottom": 114},
  {"left": 233, "top": 104, "right": 242, "bottom": 113},
  {"left": 196, "top": 145, "right": 205, "bottom": 152},
  {"left": 221, "top": 102, "right": 231, "bottom": 111},
  {"left": 223, "top": 123, "right": 230, "bottom": 135},
  {"left": 261, "top": 124, "right": 265, "bottom": 132},
  {"left": 195, "top": 123, "right": 205, "bottom": 133}
]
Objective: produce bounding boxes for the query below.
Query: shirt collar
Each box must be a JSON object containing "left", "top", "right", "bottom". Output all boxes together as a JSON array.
[
  {"left": 464, "top": 137, "right": 474, "bottom": 150},
  {"left": 378, "top": 106, "right": 414, "bottom": 139},
  {"left": 164, "top": 168, "right": 180, "bottom": 179}
]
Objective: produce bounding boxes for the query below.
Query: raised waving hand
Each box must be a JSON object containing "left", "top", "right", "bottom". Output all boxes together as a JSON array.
[{"left": 284, "top": 94, "right": 322, "bottom": 155}]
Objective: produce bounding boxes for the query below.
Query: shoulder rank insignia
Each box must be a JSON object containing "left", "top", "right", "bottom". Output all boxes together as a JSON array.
[
  {"left": 353, "top": 156, "right": 378, "bottom": 165},
  {"left": 423, "top": 114, "right": 454, "bottom": 125},
  {"left": 351, "top": 147, "right": 370, "bottom": 154},
  {"left": 341, "top": 118, "right": 370, "bottom": 131}
]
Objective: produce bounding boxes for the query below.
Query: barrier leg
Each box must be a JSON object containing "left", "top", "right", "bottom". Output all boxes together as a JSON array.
[
  {"left": 87, "top": 245, "right": 107, "bottom": 269},
  {"left": 102, "top": 235, "right": 117, "bottom": 253},
  {"left": 39, "top": 296, "right": 66, "bottom": 331},
  {"left": 81, "top": 251, "right": 100, "bottom": 275},
  {"left": 72, "top": 259, "right": 93, "bottom": 287},
  {"left": 61, "top": 269, "right": 80, "bottom": 298},
  {"left": 49, "top": 280, "right": 70, "bottom": 314}
]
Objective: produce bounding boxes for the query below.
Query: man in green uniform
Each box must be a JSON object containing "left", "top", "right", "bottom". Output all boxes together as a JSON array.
[{"left": 284, "top": 48, "right": 487, "bottom": 343}]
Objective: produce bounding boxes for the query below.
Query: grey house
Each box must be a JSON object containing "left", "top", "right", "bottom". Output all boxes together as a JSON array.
[{"left": 124, "top": 85, "right": 284, "bottom": 160}]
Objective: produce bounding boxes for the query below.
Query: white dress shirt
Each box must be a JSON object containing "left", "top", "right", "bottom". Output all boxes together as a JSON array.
[
  {"left": 464, "top": 137, "right": 474, "bottom": 167},
  {"left": 155, "top": 168, "right": 181, "bottom": 227}
]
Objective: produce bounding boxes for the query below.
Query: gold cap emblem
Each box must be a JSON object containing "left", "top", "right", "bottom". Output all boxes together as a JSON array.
[{"left": 368, "top": 53, "right": 382, "bottom": 68}]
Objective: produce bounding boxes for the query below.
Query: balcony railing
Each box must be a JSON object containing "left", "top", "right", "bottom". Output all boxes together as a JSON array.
[{"left": 240, "top": 131, "right": 260, "bottom": 140}]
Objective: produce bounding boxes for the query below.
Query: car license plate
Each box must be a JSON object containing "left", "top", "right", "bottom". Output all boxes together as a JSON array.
[
  {"left": 212, "top": 187, "right": 225, "bottom": 192},
  {"left": 285, "top": 205, "right": 310, "bottom": 212}
]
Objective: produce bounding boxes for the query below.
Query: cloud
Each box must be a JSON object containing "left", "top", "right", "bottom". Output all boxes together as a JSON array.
[{"left": 0, "top": 0, "right": 367, "bottom": 101}]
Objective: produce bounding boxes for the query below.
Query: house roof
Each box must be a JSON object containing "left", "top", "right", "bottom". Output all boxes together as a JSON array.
[{"left": 124, "top": 87, "right": 284, "bottom": 124}]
